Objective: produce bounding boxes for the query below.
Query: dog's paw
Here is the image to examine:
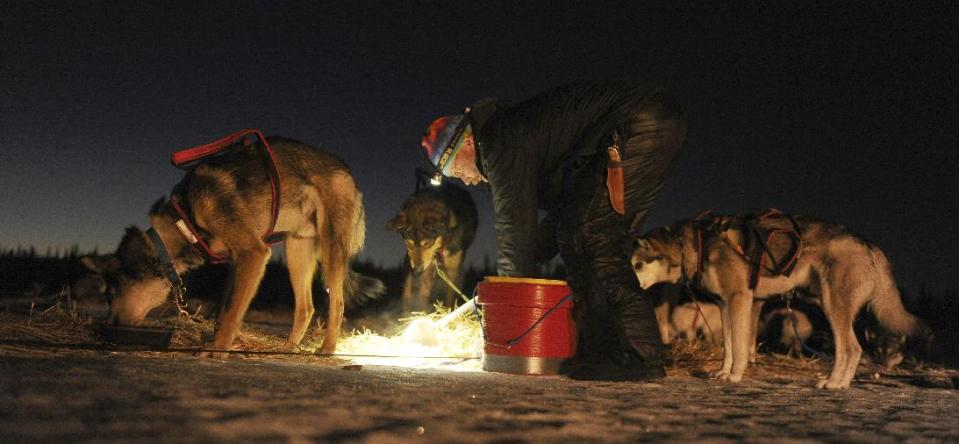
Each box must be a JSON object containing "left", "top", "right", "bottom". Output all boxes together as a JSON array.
[
  {"left": 318, "top": 342, "right": 337, "bottom": 355},
  {"left": 715, "top": 373, "right": 740, "bottom": 383},
  {"left": 709, "top": 369, "right": 731, "bottom": 380},
  {"left": 197, "top": 340, "right": 231, "bottom": 360},
  {"left": 277, "top": 341, "right": 300, "bottom": 354},
  {"left": 196, "top": 350, "right": 230, "bottom": 360},
  {"left": 815, "top": 379, "right": 851, "bottom": 389}
]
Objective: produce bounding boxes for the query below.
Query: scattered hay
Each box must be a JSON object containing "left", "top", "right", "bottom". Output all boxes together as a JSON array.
[
  {"left": 0, "top": 298, "right": 95, "bottom": 340},
  {"left": 664, "top": 339, "right": 826, "bottom": 380},
  {"left": 165, "top": 316, "right": 291, "bottom": 354},
  {"left": 0, "top": 295, "right": 99, "bottom": 356},
  {"left": 327, "top": 304, "right": 485, "bottom": 371},
  {"left": 665, "top": 340, "right": 723, "bottom": 377}
]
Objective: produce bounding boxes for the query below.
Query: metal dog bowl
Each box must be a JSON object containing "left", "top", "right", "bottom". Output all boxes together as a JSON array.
[{"left": 98, "top": 325, "right": 175, "bottom": 349}]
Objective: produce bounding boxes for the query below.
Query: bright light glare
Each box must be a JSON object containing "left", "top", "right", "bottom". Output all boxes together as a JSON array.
[{"left": 335, "top": 309, "right": 484, "bottom": 372}]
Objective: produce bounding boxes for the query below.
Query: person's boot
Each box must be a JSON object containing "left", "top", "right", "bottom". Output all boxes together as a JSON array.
[
  {"left": 563, "top": 336, "right": 666, "bottom": 381},
  {"left": 560, "top": 300, "right": 615, "bottom": 378},
  {"left": 617, "top": 289, "right": 668, "bottom": 379},
  {"left": 562, "top": 295, "right": 666, "bottom": 382}
]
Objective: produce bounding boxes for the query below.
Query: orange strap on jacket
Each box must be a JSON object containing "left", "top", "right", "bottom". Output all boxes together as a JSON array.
[{"left": 606, "top": 146, "right": 625, "bottom": 215}]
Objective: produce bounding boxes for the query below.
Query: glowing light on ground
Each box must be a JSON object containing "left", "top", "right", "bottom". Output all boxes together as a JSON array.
[{"left": 335, "top": 306, "right": 485, "bottom": 372}]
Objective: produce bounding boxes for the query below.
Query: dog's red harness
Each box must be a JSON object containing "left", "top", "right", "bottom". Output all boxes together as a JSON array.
[{"left": 168, "top": 129, "right": 283, "bottom": 263}]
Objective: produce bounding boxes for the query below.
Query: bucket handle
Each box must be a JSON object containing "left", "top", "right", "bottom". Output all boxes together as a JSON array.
[{"left": 482, "top": 293, "right": 574, "bottom": 350}]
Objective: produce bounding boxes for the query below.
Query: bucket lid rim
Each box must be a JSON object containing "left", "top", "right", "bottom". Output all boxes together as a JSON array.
[{"left": 482, "top": 276, "right": 569, "bottom": 286}]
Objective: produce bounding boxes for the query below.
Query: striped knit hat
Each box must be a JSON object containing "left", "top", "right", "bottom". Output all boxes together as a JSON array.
[{"left": 421, "top": 112, "right": 471, "bottom": 176}]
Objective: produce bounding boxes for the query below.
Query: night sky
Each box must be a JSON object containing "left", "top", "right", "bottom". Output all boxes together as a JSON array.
[{"left": 2, "top": 2, "right": 956, "bottom": 293}]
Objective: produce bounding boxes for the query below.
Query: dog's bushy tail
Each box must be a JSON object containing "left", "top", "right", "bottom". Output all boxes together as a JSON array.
[
  {"left": 345, "top": 269, "right": 385, "bottom": 310},
  {"left": 342, "top": 186, "right": 380, "bottom": 309},
  {"left": 867, "top": 248, "right": 933, "bottom": 345},
  {"left": 348, "top": 194, "right": 367, "bottom": 258}
]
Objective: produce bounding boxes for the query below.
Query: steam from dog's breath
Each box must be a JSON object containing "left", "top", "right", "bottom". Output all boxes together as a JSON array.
[{"left": 333, "top": 304, "right": 484, "bottom": 371}]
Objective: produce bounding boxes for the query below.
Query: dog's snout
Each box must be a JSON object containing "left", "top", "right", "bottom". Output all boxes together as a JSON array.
[{"left": 411, "top": 262, "right": 430, "bottom": 274}]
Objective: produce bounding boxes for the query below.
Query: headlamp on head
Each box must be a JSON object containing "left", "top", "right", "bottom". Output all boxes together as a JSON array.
[{"left": 421, "top": 107, "right": 472, "bottom": 182}]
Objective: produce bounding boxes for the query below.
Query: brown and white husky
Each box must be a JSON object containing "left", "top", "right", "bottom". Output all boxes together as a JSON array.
[
  {"left": 387, "top": 179, "right": 477, "bottom": 313},
  {"left": 83, "top": 134, "right": 381, "bottom": 358},
  {"left": 631, "top": 213, "right": 930, "bottom": 388}
]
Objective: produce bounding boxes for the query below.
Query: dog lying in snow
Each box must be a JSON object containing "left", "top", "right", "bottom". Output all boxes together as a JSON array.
[{"left": 759, "top": 307, "right": 813, "bottom": 357}]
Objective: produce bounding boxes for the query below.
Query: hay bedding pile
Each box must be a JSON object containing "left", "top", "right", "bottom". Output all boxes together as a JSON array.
[
  {"left": 664, "top": 340, "right": 825, "bottom": 381},
  {"left": 0, "top": 296, "right": 485, "bottom": 369},
  {"left": 0, "top": 296, "right": 310, "bottom": 361},
  {"left": 0, "top": 297, "right": 100, "bottom": 357},
  {"left": 0, "top": 296, "right": 819, "bottom": 378},
  {"left": 1, "top": 294, "right": 950, "bottom": 386}
]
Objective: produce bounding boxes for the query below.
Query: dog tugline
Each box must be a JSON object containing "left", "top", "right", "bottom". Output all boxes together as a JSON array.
[{"left": 421, "top": 79, "right": 687, "bottom": 381}]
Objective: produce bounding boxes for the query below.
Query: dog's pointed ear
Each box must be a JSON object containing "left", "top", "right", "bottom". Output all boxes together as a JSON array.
[
  {"left": 149, "top": 197, "right": 168, "bottom": 217},
  {"left": 386, "top": 213, "right": 407, "bottom": 232},
  {"left": 118, "top": 226, "right": 155, "bottom": 261},
  {"left": 80, "top": 254, "right": 120, "bottom": 274},
  {"left": 634, "top": 238, "right": 651, "bottom": 251}
]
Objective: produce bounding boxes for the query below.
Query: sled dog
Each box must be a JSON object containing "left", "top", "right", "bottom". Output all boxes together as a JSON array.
[
  {"left": 644, "top": 283, "right": 683, "bottom": 344},
  {"left": 387, "top": 179, "right": 477, "bottom": 312},
  {"left": 631, "top": 213, "right": 929, "bottom": 388},
  {"left": 670, "top": 301, "right": 722, "bottom": 344},
  {"left": 759, "top": 307, "right": 813, "bottom": 357},
  {"left": 83, "top": 134, "right": 380, "bottom": 358}
]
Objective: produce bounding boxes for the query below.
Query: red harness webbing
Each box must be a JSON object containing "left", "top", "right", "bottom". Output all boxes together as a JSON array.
[
  {"left": 690, "top": 306, "right": 701, "bottom": 331},
  {"left": 693, "top": 209, "right": 713, "bottom": 278},
  {"left": 168, "top": 129, "right": 283, "bottom": 263}
]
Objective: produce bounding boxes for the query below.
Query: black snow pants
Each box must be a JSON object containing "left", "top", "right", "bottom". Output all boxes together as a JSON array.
[{"left": 556, "top": 91, "right": 687, "bottom": 367}]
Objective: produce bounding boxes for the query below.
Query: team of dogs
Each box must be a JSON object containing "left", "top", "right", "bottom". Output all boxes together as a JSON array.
[{"left": 79, "top": 134, "right": 929, "bottom": 388}]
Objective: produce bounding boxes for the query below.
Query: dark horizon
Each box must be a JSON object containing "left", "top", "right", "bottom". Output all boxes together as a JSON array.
[{"left": 2, "top": 2, "right": 956, "bottom": 293}]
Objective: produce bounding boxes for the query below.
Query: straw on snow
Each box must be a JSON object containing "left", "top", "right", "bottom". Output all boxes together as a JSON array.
[
  {"left": 2, "top": 293, "right": 895, "bottom": 382},
  {"left": 332, "top": 304, "right": 485, "bottom": 371}
]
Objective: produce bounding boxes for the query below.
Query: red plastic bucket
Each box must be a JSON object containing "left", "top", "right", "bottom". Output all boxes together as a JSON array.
[{"left": 476, "top": 276, "right": 577, "bottom": 375}]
